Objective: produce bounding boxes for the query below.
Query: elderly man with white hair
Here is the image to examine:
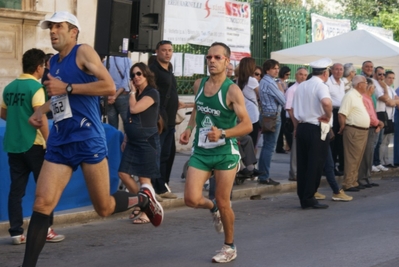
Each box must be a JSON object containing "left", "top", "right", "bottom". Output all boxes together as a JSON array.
[
  {"left": 338, "top": 75, "right": 370, "bottom": 193},
  {"left": 342, "top": 63, "right": 357, "bottom": 93}
]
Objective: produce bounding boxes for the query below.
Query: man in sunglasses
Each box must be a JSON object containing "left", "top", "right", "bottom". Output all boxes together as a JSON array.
[
  {"left": 180, "top": 42, "right": 252, "bottom": 263},
  {"left": 149, "top": 40, "right": 179, "bottom": 200},
  {"left": 22, "top": 11, "right": 163, "bottom": 266},
  {"left": 372, "top": 66, "right": 395, "bottom": 173}
]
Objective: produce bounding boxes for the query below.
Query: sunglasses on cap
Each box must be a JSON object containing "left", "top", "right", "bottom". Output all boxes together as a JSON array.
[
  {"left": 156, "top": 40, "right": 172, "bottom": 49},
  {"left": 130, "top": 71, "right": 142, "bottom": 79}
]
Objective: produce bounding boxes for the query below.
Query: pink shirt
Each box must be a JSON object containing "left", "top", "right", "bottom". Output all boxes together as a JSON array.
[{"left": 362, "top": 94, "right": 379, "bottom": 127}]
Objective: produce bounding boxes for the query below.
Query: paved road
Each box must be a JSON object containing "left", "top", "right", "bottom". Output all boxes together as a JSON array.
[{"left": 1, "top": 177, "right": 398, "bottom": 267}]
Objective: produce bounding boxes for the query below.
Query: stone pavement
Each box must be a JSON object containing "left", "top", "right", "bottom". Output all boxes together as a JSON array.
[{"left": 0, "top": 148, "right": 397, "bottom": 236}]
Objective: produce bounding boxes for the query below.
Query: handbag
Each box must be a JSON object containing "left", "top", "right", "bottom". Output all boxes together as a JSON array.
[
  {"left": 376, "top": 111, "right": 388, "bottom": 127},
  {"left": 384, "top": 119, "right": 394, "bottom": 134},
  {"left": 175, "top": 109, "right": 185, "bottom": 125},
  {"left": 260, "top": 113, "right": 278, "bottom": 133}
]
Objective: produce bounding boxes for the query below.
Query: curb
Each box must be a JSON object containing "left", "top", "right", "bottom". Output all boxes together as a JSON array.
[{"left": 0, "top": 170, "right": 396, "bottom": 237}]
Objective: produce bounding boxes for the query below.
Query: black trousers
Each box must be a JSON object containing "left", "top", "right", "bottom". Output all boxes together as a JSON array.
[
  {"left": 8, "top": 145, "right": 53, "bottom": 236},
  {"left": 330, "top": 108, "right": 344, "bottom": 171},
  {"left": 296, "top": 123, "right": 330, "bottom": 207}
]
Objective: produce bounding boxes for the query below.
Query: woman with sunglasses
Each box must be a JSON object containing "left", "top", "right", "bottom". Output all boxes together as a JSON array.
[
  {"left": 118, "top": 62, "right": 162, "bottom": 224},
  {"left": 253, "top": 65, "right": 263, "bottom": 82},
  {"left": 275, "top": 66, "right": 291, "bottom": 153}
]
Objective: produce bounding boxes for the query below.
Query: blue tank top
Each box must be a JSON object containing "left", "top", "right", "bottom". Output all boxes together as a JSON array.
[{"left": 48, "top": 44, "right": 106, "bottom": 146}]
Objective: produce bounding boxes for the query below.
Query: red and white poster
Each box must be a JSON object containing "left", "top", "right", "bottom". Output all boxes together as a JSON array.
[{"left": 164, "top": 0, "right": 251, "bottom": 61}]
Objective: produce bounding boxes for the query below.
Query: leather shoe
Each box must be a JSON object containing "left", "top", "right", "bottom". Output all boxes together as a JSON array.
[
  {"left": 357, "top": 184, "right": 366, "bottom": 189},
  {"left": 302, "top": 203, "right": 329, "bottom": 209},
  {"left": 364, "top": 183, "right": 372, "bottom": 188},
  {"left": 252, "top": 168, "right": 265, "bottom": 177},
  {"left": 370, "top": 182, "right": 379, "bottom": 187},
  {"left": 344, "top": 187, "right": 360, "bottom": 192},
  {"left": 334, "top": 169, "right": 343, "bottom": 176},
  {"left": 258, "top": 179, "right": 280, "bottom": 186}
]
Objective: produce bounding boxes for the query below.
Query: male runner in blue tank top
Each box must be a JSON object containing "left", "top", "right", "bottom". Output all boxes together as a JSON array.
[
  {"left": 22, "top": 11, "right": 163, "bottom": 267},
  {"left": 180, "top": 42, "right": 252, "bottom": 263}
]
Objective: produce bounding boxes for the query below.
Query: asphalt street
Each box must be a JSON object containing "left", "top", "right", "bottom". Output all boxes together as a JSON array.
[{"left": 1, "top": 177, "right": 398, "bottom": 267}]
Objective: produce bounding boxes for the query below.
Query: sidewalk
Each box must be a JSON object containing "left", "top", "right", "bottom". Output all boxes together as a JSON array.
[{"left": 0, "top": 149, "right": 397, "bottom": 236}]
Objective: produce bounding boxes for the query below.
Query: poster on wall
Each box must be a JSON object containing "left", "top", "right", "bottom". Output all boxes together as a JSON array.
[
  {"left": 357, "top": 23, "right": 393, "bottom": 40},
  {"left": 164, "top": 0, "right": 251, "bottom": 61},
  {"left": 311, "top": 13, "right": 351, "bottom": 42}
]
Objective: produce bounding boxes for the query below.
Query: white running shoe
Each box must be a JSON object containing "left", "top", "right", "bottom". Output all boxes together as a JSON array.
[
  {"left": 212, "top": 210, "right": 224, "bottom": 233},
  {"left": 371, "top": 166, "right": 380, "bottom": 173},
  {"left": 11, "top": 234, "right": 26, "bottom": 245},
  {"left": 376, "top": 164, "right": 389, "bottom": 172},
  {"left": 212, "top": 245, "right": 237, "bottom": 263}
]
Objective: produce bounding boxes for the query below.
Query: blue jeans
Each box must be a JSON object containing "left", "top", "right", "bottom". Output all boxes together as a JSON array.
[
  {"left": 258, "top": 114, "right": 281, "bottom": 181},
  {"left": 323, "top": 147, "right": 340, "bottom": 194},
  {"left": 394, "top": 109, "right": 399, "bottom": 164},
  {"left": 107, "top": 94, "right": 129, "bottom": 129},
  {"left": 373, "top": 128, "right": 384, "bottom": 166}
]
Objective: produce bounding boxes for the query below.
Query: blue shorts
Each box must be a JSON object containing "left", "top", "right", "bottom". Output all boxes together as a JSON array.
[{"left": 45, "top": 138, "right": 108, "bottom": 171}]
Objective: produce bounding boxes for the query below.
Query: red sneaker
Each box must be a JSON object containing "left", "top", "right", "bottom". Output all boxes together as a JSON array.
[
  {"left": 140, "top": 184, "right": 164, "bottom": 227},
  {"left": 46, "top": 228, "right": 65, "bottom": 243}
]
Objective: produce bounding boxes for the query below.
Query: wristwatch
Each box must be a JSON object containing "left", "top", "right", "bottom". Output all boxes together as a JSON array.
[
  {"left": 66, "top": 83, "right": 73, "bottom": 95},
  {"left": 220, "top": 129, "right": 226, "bottom": 139}
]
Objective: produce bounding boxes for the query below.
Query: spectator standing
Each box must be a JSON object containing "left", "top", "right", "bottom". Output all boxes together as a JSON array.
[
  {"left": 118, "top": 63, "right": 161, "bottom": 224},
  {"left": 285, "top": 67, "right": 308, "bottom": 181},
  {"left": 380, "top": 71, "right": 398, "bottom": 167},
  {"left": 257, "top": 59, "right": 286, "bottom": 186},
  {"left": 275, "top": 66, "right": 291, "bottom": 153},
  {"left": 149, "top": 40, "right": 178, "bottom": 199},
  {"left": 326, "top": 63, "right": 345, "bottom": 175},
  {"left": 1, "top": 48, "right": 64, "bottom": 245},
  {"left": 236, "top": 57, "right": 260, "bottom": 148},
  {"left": 338, "top": 75, "right": 370, "bottom": 192},
  {"left": 291, "top": 58, "right": 332, "bottom": 209},
  {"left": 104, "top": 56, "right": 132, "bottom": 129},
  {"left": 372, "top": 67, "right": 393, "bottom": 172},
  {"left": 358, "top": 78, "right": 383, "bottom": 188}
]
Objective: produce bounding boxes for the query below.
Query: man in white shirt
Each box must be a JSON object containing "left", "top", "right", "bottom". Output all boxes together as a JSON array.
[
  {"left": 372, "top": 67, "right": 396, "bottom": 172},
  {"left": 285, "top": 67, "right": 308, "bottom": 181},
  {"left": 381, "top": 71, "right": 398, "bottom": 167},
  {"left": 326, "top": 63, "right": 345, "bottom": 176},
  {"left": 292, "top": 58, "right": 332, "bottom": 209}
]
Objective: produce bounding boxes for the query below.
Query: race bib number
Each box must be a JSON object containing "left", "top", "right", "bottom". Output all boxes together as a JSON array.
[
  {"left": 198, "top": 127, "right": 226, "bottom": 149},
  {"left": 51, "top": 94, "right": 73, "bottom": 123}
]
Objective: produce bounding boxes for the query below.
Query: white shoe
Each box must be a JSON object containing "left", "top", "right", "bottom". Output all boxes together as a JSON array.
[
  {"left": 371, "top": 166, "right": 380, "bottom": 173},
  {"left": 212, "top": 244, "right": 237, "bottom": 263},
  {"left": 11, "top": 234, "right": 26, "bottom": 245},
  {"left": 212, "top": 210, "right": 224, "bottom": 233},
  {"left": 376, "top": 164, "right": 389, "bottom": 172}
]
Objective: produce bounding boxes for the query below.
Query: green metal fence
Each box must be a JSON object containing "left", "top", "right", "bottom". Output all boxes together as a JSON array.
[{"left": 173, "top": 1, "right": 379, "bottom": 94}]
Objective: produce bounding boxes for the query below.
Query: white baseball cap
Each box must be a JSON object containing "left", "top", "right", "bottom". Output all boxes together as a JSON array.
[{"left": 40, "top": 11, "right": 81, "bottom": 32}]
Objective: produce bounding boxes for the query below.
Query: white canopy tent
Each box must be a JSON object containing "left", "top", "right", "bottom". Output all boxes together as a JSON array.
[{"left": 271, "top": 29, "right": 399, "bottom": 88}]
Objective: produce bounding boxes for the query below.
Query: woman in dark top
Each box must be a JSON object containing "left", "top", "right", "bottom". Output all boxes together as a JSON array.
[{"left": 118, "top": 62, "right": 161, "bottom": 224}]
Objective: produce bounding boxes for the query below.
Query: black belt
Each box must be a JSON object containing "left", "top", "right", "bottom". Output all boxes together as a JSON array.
[{"left": 346, "top": 124, "right": 369, "bottom": 131}]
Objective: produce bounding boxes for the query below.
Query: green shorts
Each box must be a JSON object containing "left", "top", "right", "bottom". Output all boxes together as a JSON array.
[{"left": 188, "top": 153, "right": 240, "bottom": 172}]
